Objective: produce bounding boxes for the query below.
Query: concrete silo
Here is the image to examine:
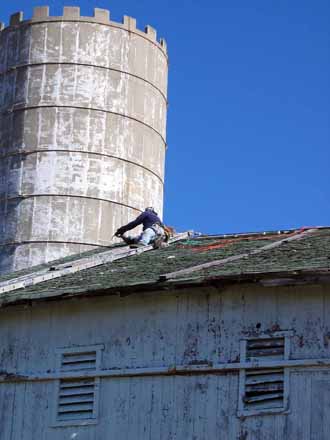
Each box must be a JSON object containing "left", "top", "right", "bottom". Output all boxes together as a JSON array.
[{"left": 0, "top": 6, "right": 168, "bottom": 274}]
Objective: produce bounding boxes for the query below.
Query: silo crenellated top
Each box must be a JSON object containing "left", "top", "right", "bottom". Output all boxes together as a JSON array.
[
  {"left": 0, "top": 6, "right": 168, "bottom": 112},
  {"left": 1, "top": 6, "right": 167, "bottom": 54}
]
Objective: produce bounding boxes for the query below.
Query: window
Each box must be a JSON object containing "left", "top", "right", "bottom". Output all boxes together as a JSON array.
[
  {"left": 52, "top": 345, "right": 103, "bottom": 427},
  {"left": 238, "top": 333, "right": 290, "bottom": 416}
]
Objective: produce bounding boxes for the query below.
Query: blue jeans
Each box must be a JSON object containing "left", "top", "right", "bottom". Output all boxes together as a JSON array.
[{"left": 123, "top": 228, "right": 156, "bottom": 246}]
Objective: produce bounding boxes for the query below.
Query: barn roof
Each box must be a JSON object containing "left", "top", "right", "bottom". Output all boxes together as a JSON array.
[{"left": 0, "top": 227, "right": 330, "bottom": 307}]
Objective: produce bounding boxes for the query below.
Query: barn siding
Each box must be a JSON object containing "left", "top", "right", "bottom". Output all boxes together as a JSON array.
[{"left": 0, "top": 284, "right": 330, "bottom": 439}]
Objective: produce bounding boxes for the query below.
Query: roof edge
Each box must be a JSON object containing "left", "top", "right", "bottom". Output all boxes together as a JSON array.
[
  {"left": 1, "top": 267, "right": 329, "bottom": 309},
  {"left": 0, "top": 232, "right": 191, "bottom": 295}
]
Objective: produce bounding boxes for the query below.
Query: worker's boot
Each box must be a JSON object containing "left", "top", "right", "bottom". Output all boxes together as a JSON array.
[
  {"left": 122, "top": 235, "right": 137, "bottom": 245},
  {"left": 153, "top": 237, "right": 168, "bottom": 249},
  {"left": 129, "top": 242, "right": 146, "bottom": 249}
]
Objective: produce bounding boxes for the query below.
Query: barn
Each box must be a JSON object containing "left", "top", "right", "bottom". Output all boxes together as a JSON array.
[{"left": 1, "top": 226, "right": 330, "bottom": 439}]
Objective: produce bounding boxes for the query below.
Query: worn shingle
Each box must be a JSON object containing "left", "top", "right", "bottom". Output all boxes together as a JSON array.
[{"left": 1, "top": 228, "right": 329, "bottom": 307}]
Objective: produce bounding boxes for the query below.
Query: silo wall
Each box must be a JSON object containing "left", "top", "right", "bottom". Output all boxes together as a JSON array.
[{"left": 0, "top": 7, "right": 168, "bottom": 274}]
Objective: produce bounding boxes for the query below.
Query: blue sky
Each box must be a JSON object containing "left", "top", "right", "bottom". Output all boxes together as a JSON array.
[{"left": 1, "top": 1, "right": 329, "bottom": 234}]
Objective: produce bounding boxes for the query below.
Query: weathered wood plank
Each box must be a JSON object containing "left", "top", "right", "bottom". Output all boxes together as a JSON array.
[
  {"left": 310, "top": 377, "right": 330, "bottom": 440},
  {"left": 0, "top": 383, "right": 15, "bottom": 440},
  {"left": 159, "top": 376, "right": 176, "bottom": 440},
  {"left": 160, "top": 229, "right": 316, "bottom": 281},
  {"left": 1, "top": 282, "right": 330, "bottom": 439}
]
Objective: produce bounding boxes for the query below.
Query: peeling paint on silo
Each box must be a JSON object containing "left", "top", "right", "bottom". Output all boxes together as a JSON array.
[{"left": 0, "top": 6, "right": 168, "bottom": 274}]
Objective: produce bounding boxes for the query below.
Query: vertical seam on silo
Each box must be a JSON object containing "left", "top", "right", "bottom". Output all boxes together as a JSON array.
[
  {"left": 68, "top": 150, "right": 73, "bottom": 243},
  {"left": 46, "top": 173, "right": 53, "bottom": 261},
  {"left": 30, "top": 155, "right": 36, "bottom": 253},
  {"left": 80, "top": 189, "right": 85, "bottom": 252},
  {"left": 98, "top": 153, "right": 105, "bottom": 243},
  {"left": 37, "top": 100, "right": 42, "bottom": 154},
  {"left": 14, "top": 25, "right": 19, "bottom": 73},
  {"left": 74, "top": 23, "right": 79, "bottom": 65},
  {"left": 102, "top": 65, "right": 108, "bottom": 115},
  {"left": 40, "top": 67, "right": 46, "bottom": 121},
  {"left": 85, "top": 86, "right": 92, "bottom": 244},
  {"left": 106, "top": 22, "right": 111, "bottom": 71},
  {"left": 13, "top": 67, "right": 17, "bottom": 113},
  {"left": 3, "top": 161, "right": 8, "bottom": 235},
  {"left": 99, "top": 111, "right": 106, "bottom": 245},
  {"left": 64, "top": 194, "right": 69, "bottom": 248},
  {"left": 73, "top": 25, "right": 79, "bottom": 107},
  {"left": 97, "top": 198, "right": 102, "bottom": 245},
  {"left": 57, "top": 22, "right": 63, "bottom": 107},
  {"left": 42, "top": 24, "right": 48, "bottom": 101},
  {"left": 101, "top": 107, "right": 106, "bottom": 157},
  {"left": 81, "top": 108, "right": 88, "bottom": 245},
  {"left": 123, "top": 31, "right": 129, "bottom": 147},
  {"left": 53, "top": 106, "right": 58, "bottom": 158},
  {"left": 59, "top": 22, "right": 63, "bottom": 65},
  {"left": 4, "top": 29, "right": 8, "bottom": 74},
  {"left": 0, "top": 35, "right": 4, "bottom": 105}
]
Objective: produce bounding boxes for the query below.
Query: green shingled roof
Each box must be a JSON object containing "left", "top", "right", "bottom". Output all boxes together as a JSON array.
[{"left": 1, "top": 228, "right": 330, "bottom": 307}]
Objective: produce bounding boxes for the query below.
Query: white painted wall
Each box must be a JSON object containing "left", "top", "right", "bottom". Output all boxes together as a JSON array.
[{"left": 0, "top": 283, "right": 330, "bottom": 439}]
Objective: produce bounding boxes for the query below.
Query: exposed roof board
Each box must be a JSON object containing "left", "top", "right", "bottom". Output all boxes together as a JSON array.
[{"left": 0, "top": 227, "right": 329, "bottom": 307}]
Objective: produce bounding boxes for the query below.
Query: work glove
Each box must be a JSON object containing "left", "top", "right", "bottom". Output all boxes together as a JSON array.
[{"left": 115, "top": 228, "right": 125, "bottom": 237}]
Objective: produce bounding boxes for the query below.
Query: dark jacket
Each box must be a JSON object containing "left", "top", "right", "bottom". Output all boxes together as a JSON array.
[{"left": 117, "top": 211, "right": 162, "bottom": 235}]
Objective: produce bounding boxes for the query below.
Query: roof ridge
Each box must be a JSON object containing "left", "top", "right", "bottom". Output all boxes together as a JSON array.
[
  {"left": 0, "top": 232, "right": 190, "bottom": 296},
  {"left": 197, "top": 226, "right": 328, "bottom": 240},
  {"left": 159, "top": 228, "right": 318, "bottom": 281}
]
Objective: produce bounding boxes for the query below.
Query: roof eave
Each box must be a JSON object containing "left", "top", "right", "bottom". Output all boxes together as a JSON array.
[{"left": 1, "top": 267, "right": 329, "bottom": 309}]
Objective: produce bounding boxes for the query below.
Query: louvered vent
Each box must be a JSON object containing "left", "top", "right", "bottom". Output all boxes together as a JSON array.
[
  {"left": 246, "top": 337, "right": 285, "bottom": 360},
  {"left": 60, "top": 351, "right": 97, "bottom": 371},
  {"left": 54, "top": 346, "right": 103, "bottom": 425},
  {"left": 57, "top": 378, "right": 96, "bottom": 421},
  {"left": 241, "top": 336, "right": 286, "bottom": 413},
  {"left": 244, "top": 368, "right": 284, "bottom": 410}
]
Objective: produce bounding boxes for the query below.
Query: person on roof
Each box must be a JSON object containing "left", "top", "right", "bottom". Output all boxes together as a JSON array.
[{"left": 115, "top": 207, "right": 166, "bottom": 248}]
